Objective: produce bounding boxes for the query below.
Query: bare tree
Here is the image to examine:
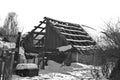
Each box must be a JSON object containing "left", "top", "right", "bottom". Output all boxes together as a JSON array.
[
  {"left": 101, "top": 20, "right": 120, "bottom": 48},
  {"left": 3, "top": 12, "right": 18, "bottom": 35},
  {"left": 99, "top": 19, "right": 120, "bottom": 79}
]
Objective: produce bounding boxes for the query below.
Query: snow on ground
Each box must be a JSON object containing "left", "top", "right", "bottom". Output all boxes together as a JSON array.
[{"left": 12, "top": 62, "right": 108, "bottom": 80}]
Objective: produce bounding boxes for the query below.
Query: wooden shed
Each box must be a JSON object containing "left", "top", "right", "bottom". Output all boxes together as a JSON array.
[
  {"left": 23, "top": 17, "right": 96, "bottom": 52},
  {"left": 22, "top": 17, "right": 96, "bottom": 67}
]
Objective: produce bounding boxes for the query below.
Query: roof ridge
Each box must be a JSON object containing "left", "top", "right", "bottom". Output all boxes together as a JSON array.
[{"left": 44, "top": 17, "right": 80, "bottom": 28}]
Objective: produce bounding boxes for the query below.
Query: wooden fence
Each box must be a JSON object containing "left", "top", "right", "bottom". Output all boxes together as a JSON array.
[{"left": 0, "top": 49, "right": 15, "bottom": 80}]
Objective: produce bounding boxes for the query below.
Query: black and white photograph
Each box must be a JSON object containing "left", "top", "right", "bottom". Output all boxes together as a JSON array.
[{"left": 0, "top": 0, "right": 120, "bottom": 80}]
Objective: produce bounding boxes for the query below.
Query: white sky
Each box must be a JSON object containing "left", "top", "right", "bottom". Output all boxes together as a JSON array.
[{"left": 0, "top": 0, "right": 120, "bottom": 38}]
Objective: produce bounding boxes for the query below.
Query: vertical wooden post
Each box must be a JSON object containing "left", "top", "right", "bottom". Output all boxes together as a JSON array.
[
  {"left": 0, "top": 50, "right": 3, "bottom": 80},
  {"left": 41, "top": 52, "right": 45, "bottom": 69},
  {"left": 1, "top": 50, "right": 6, "bottom": 80},
  {"left": 9, "top": 51, "right": 15, "bottom": 80},
  {"left": 15, "top": 32, "right": 21, "bottom": 64},
  {"left": 1, "top": 50, "right": 15, "bottom": 80},
  {"left": 1, "top": 62, "right": 5, "bottom": 80}
]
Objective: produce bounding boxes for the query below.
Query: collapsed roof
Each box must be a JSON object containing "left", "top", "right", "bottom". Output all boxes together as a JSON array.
[
  {"left": 45, "top": 17, "right": 96, "bottom": 49},
  {"left": 23, "top": 17, "right": 96, "bottom": 53}
]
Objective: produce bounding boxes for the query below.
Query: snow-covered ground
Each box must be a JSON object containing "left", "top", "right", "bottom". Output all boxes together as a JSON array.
[{"left": 12, "top": 62, "right": 108, "bottom": 80}]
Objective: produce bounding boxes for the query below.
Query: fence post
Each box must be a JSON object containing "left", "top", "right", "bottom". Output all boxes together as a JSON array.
[{"left": 0, "top": 49, "right": 15, "bottom": 80}]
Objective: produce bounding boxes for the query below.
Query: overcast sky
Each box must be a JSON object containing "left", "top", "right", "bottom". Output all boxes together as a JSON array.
[{"left": 0, "top": 0, "right": 120, "bottom": 38}]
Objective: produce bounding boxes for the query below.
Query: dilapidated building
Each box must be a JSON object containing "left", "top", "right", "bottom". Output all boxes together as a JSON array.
[{"left": 22, "top": 17, "right": 96, "bottom": 67}]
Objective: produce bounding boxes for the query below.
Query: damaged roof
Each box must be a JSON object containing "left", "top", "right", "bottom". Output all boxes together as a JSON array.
[
  {"left": 44, "top": 17, "right": 96, "bottom": 48},
  {"left": 23, "top": 17, "right": 96, "bottom": 52}
]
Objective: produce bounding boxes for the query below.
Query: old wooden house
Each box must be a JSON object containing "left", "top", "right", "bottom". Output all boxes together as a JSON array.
[{"left": 22, "top": 17, "right": 96, "bottom": 66}]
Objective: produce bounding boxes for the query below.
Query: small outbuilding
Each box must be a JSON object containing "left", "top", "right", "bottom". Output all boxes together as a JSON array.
[{"left": 22, "top": 17, "right": 96, "bottom": 67}]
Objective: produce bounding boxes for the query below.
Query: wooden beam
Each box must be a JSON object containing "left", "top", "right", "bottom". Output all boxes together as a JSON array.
[
  {"left": 33, "top": 28, "right": 45, "bottom": 38},
  {"left": 44, "top": 17, "right": 80, "bottom": 28},
  {"left": 61, "top": 32, "right": 90, "bottom": 38},
  {"left": 66, "top": 39, "right": 95, "bottom": 43},
  {"left": 34, "top": 26, "right": 45, "bottom": 29},
  {"left": 31, "top": 19, "right": 46, "bottom": 32},
  {"left": 34, "top": 32, "right": 45, "bottom": 35},
  {"left": 55, "top": 27, "right": 87, "bottom": 34},
  {"left": 74, "top": 45, "right": 92, "bottom": 48},
  {"left": 54, "top": 24, "right": 83, "bottom": 31}
]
